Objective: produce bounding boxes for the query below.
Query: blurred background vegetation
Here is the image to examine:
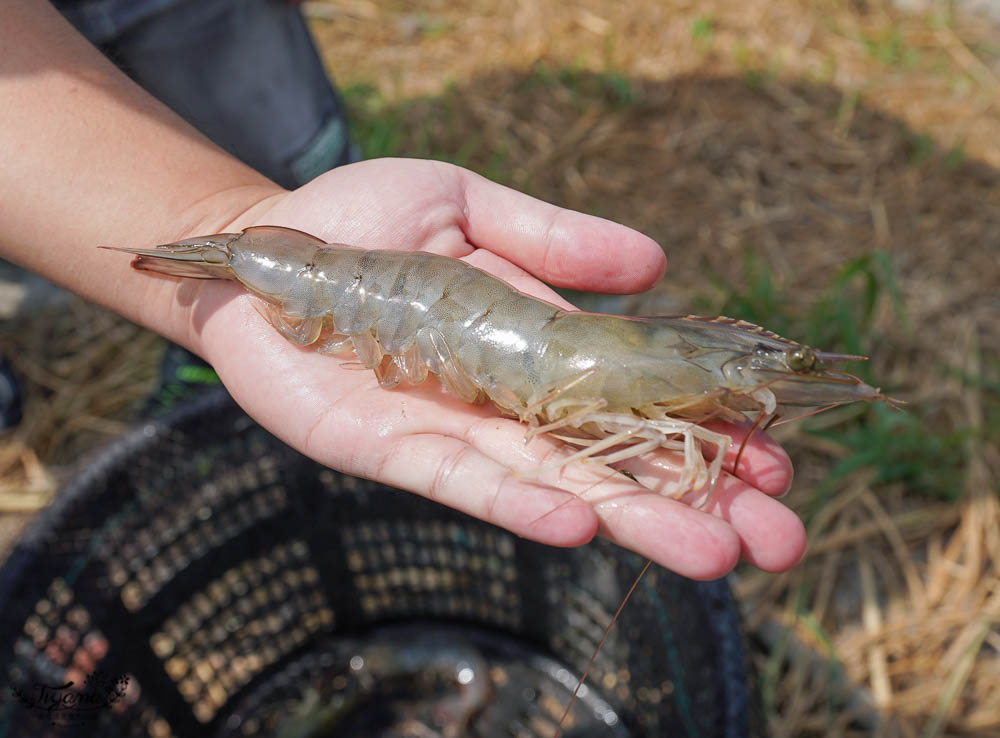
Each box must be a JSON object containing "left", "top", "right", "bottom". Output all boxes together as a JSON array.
[{"left": 2, "top": 1, "right": 999, "bottom": 735}]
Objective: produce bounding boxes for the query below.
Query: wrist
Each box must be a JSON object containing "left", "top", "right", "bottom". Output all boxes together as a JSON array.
[
  {"left": 175, "top": 185, "right": 289, "bottom": 242},
  {"left": 158, "top": 185, "right": 290, "bottom": 360}
]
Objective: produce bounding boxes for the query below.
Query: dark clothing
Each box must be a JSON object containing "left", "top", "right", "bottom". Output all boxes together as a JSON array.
[
  {"left": 51, "top": 0, "right": 359, "bottom": 414},
  {"left": 53, "top": 0, "right": 183, "bottom": 43},
  {"left": 54, "top": 0, "right": 358, "bottom": 188}
]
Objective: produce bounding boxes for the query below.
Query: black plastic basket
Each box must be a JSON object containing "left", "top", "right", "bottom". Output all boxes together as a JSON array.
[{"left": 0, "top": 389, "right": 759, "bottom": 737}]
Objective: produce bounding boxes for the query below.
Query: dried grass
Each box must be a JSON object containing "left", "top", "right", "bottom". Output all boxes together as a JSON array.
[
  {"left": 311, "top": 1, "right": 1000, "bottom": 734},
  {"left": 2, "top": 0, "right": 999, "bottom": 734},
  {"left": 0, "top": 299, "right": 161, "bottom": 518}
]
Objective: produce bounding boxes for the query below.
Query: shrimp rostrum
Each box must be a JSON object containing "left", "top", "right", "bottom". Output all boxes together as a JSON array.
[{"left": 104, "top": 226, "right": 890, "bottom": 498}]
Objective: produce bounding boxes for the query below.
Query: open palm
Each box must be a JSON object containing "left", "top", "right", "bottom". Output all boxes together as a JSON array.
[{"left": 183, "top": 158, "right": 805, "bottom": 580}]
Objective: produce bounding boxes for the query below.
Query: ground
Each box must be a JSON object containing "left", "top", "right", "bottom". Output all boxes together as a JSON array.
[{"left": 1, "top": 1, "right": 999, "bottom": 735}]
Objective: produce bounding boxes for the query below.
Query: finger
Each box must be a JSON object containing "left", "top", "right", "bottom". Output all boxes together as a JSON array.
[
  {"left": 460, "top": 417, "right": 743, "bottom": 579},
  {"left": 458, "top": 168, "right": 666, "bottom": 293},
  {"left": 701, "top": 420, "right": 794, "bottom": 497},
  {"left": 461, "top": 249, "right": 576, "bottom": 309},
  {"left": 373, "top": 433, "right": 599, "bottom": 547},
  {"left": 619, "top": 456, "right": 806, "bottom": 573},
  {"left": 589, "top": 492, "right": 742, "bottom": 580},
  {"left": 698, "top": 474, "right": 806, "bottom": 571}
]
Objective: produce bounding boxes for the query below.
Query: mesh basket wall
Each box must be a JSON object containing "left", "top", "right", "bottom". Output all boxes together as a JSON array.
[{"left": 0, "top": 389, "right": 759, "bottom": 738}]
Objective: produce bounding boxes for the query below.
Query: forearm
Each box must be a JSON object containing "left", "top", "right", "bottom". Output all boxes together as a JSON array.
[{"left": 0, "top": 0, "right": 284, "bottom": 350}]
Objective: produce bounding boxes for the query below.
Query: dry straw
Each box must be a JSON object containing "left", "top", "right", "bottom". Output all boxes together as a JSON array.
[{"left": 3, "top": 1, "right": 999, "bottom": 735}]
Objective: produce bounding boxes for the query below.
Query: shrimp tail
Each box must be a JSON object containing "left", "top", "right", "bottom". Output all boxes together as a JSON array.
[{"left": 98, "top": 234, "right": 240, "bottom": 280}]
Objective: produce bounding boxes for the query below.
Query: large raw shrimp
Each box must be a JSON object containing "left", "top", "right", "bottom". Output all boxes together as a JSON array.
[{"left": 104, "top": 226, "right": 890, "bottom": 502}]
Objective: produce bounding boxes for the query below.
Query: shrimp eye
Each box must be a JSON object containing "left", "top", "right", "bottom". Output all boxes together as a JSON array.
[{"left": 786, "top": 347, "right": 816, "bottom": 371}]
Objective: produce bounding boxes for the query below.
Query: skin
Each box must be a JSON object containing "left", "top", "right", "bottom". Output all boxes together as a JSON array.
[{"left": 0, "top": 0, "right": 805, "bottom": 579}]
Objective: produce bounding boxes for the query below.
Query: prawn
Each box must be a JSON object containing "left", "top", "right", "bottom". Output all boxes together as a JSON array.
[
  {"left": 104, "top": 226, "right": 895, "bottom": 737},
  {"left": 103, "top": 225, "right": 890, "bottom": 499}
]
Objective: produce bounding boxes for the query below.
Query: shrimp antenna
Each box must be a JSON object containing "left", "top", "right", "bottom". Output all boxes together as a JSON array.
[
  {"left": 770, "top": 401, "right": 852, "bottom": 426},
  {"left": 732, "top": 411, "right": 779, "bottom": 475},
  {"left": 553, "top": 559, "right": 653, "bottom": 738},
  {"left": 726, "top": 369, "right": 806, "bottom": 474},
  {"left": 769, "top": 394, "right": 903, "bottom": 426}
]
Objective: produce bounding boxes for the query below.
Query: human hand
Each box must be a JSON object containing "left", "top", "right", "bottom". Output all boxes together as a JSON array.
[{"left": 179, "top": 158, "right": 805, "bottom": 579}]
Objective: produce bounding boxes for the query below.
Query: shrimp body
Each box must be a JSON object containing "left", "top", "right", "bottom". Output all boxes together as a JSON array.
[{"left": 105, "top": 226, "right": 889, "bottom": 496}]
